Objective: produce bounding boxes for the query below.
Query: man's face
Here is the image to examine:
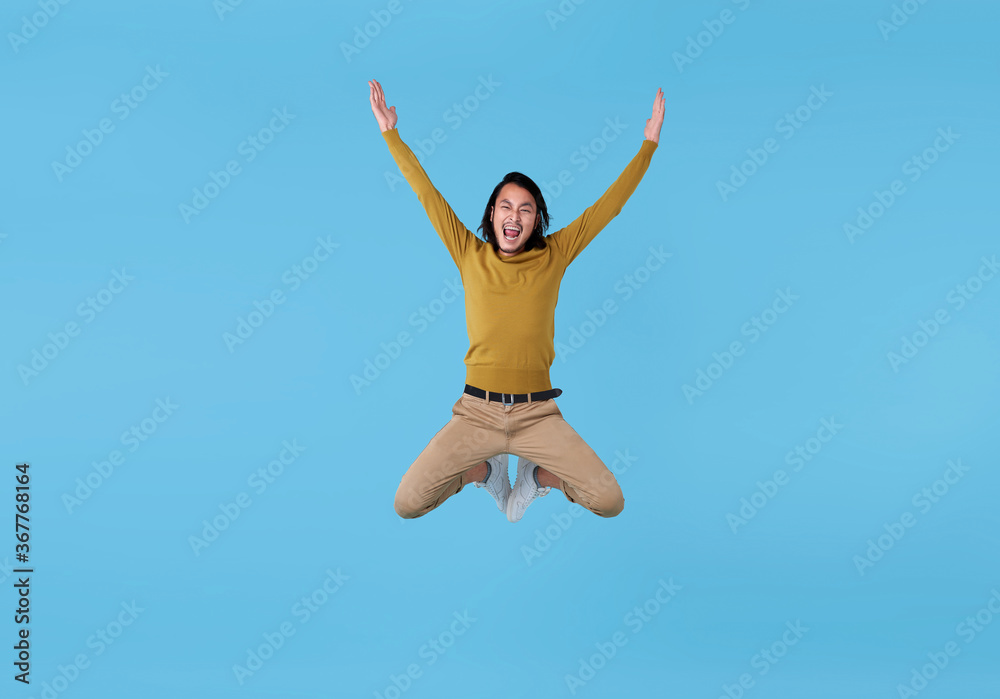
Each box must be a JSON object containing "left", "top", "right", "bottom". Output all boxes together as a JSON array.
[{"left": 490, "top": 183, "right": 540, "bottom": 257}]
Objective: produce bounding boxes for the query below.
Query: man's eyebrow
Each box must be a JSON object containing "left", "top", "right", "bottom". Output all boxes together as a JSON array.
[{"left": 499, "top": 198, "right": 534, "bottom": 208}]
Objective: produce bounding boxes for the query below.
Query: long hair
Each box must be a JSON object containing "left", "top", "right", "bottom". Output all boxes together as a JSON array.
[{"left": 477, "top": 172, "right": 551, "bottom": 253}]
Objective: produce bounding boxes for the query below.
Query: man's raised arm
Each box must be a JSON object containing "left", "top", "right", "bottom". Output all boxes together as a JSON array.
[
  {"left": 369, "top": 79, "right": 474, "bottom": 268},
  {"left": 549, "top": 88, "right": 666, "bottom": 265}
]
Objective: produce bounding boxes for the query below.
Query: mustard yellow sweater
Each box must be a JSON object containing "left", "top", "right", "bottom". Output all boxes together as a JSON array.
[{"left": 382, "top": 128, "right": 657, "bottom": 394}]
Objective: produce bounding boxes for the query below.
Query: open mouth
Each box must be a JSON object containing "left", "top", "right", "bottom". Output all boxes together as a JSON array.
[{"left": 503, "top": 225, "right": 521, "bottom": 241}]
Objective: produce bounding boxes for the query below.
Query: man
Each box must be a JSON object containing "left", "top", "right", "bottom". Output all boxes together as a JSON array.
[{"left": 369, "top": 79, "right": 664, "bottom": 523}]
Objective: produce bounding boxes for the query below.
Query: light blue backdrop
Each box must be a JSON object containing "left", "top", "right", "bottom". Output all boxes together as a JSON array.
[{"left": 2, "top": 0, "right": 998, "bottom": 697}]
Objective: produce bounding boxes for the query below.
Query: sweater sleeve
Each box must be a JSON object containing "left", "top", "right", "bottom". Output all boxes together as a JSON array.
[
  {"left": 382, "top": 128, "right": 476, "bottom": 268},
  {"left": 548, "top": 139, "right": 658, "bottom": 265}
]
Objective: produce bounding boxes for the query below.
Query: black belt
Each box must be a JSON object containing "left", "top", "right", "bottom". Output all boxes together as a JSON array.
[{"left": 464, "top": 384, "right": 563, "bottom": 405}]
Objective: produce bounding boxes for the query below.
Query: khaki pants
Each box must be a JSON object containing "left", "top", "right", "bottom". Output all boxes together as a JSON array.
[{"left": 394, "top": 392, "right": 624, "bottom": 519}]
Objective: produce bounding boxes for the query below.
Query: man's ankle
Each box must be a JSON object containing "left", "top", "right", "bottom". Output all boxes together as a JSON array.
[
  {"left": 535, "top": 466, "right": 559, "bottom": 490},
  {"left": 466, "top": 461, "right": 489, "bottom": 485}
]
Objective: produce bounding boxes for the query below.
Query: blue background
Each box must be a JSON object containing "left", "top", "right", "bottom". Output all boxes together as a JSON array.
[{"left": 2, "top": 0, "right": 998, "bottom": 697}]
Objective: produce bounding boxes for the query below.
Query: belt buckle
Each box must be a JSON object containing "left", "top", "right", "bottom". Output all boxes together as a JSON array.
[{"left": 501, "top": 392, "right": 515, "bottom": 406}]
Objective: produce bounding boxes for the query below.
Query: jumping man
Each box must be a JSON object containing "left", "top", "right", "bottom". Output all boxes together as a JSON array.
[{"left": 369, "top": 79, "right": 665, "bottom": 523}]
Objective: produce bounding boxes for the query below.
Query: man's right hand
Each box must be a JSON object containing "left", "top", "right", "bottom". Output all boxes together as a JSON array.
[{"left": 368, "top": 79, "right": 397, "bottom": 133}]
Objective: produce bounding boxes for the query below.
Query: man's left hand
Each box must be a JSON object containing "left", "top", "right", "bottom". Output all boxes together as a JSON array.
[{"left": 643, "top": 87, "right": 665, "bottom": 144}]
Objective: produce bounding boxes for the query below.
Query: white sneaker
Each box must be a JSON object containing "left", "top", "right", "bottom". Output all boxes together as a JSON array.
[
  {"left": 472, "top": 454, "right": 511, "bottom": 512},
  {"left": 506, "top": 457, "right": 551, "bottom": 523}
]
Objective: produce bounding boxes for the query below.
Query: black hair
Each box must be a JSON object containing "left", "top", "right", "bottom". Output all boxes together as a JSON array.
[{"left": 477, "top": 172, "right": 551, "bottom": 253}]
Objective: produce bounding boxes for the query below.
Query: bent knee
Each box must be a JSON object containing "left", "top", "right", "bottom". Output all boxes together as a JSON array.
[
  {"left": 583, "top": 484, "right": 623, "bottom": 518},
  {"left": 394, "top": 490, "right": 425, "bottom": 519},
  {"left": 394, "top": 502, "right": 422, "bottom": 519},
  {"left": 597, "top": 492, "right": 625, "bottom": 518}
]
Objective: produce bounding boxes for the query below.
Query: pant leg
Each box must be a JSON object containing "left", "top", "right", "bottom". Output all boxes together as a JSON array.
[
  {"left": 395, "top": 395, "right": 507, "bottom": 519},
  {"left": 507, "top": 398, "right": 624, "bottom": 517}
]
